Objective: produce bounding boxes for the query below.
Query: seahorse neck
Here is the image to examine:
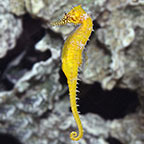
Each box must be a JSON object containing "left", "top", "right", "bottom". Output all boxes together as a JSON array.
[{"left": 78, "top": 17, "right": 92, "bottom": 33}]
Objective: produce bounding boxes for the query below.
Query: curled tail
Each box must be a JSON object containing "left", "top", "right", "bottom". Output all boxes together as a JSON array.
[
  {"left": 68, "top": 78, "right": 83, "bottom": 141},
  {"left": 70, "top": 104, "right": 83, "bottom": 141}
]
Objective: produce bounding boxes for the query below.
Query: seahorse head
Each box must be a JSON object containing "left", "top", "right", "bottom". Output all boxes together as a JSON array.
[
  {"left": 51, "top": 5, "right": 86, "bottom": 26},
  {"left": 66, "top": 5, "right": 86, "bottom": 24}
]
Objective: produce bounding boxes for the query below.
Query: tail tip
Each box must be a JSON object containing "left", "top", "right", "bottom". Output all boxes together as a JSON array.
[{"left": 70, "top": 131, "right": 83, "bottom": 141}]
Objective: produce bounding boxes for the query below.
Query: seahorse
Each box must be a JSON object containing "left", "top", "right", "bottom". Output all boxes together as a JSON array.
[{"left": 51, "top": 5, "right": 93, "bottom": 141}]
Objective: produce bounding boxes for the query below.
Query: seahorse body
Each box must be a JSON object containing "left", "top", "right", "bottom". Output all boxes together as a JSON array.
[{"left": 51, "top": 5, "right": 93, "bottom": 141}]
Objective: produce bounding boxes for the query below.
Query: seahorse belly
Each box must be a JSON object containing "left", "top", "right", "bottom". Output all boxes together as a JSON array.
[{"left": 62, "top": 17, "right": 93, "bottom": 77}]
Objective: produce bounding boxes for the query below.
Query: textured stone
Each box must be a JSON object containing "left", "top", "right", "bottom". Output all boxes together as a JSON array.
[
  {"left": 10, "top": 0, "right": 26, "bottom": 15},
  {"left": 0, "top": 1, "right": 22, "bottom": 58}
]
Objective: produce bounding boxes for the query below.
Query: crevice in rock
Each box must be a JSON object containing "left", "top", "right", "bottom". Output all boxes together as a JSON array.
[
  {"left": 0, "top": 133, "right": 22, "bottom": 144},
  {"left": 76, "top": 82, "right": 139, "bottom": 120},
  {"left": 0, "top": 14, "right": 50, "bottom": 91},
  {"left": 106, "top": 136, "right": 123, "bottom": 144}
]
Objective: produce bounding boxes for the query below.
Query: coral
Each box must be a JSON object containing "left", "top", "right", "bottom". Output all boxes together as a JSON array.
[
  {"left": 0, "top": 0, "right": 22, "bottom": 58},
  {"left": 96, "top": 11, "right": 135, "bottom": 89},
  {"left": 10, "top": 0, "right": 26, "bottom": 16}
]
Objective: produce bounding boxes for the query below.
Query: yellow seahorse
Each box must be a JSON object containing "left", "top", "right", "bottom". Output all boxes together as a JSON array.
[{"left": 51, "top": 5, "right": 93, "bottom": 141}]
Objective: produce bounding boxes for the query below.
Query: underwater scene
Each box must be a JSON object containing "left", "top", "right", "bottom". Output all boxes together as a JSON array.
[{"left": 0, "top": 0, "right": 143, "bottom": 144}]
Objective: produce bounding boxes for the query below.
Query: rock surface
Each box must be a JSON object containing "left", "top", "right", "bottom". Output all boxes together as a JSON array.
[{"left": 0, "top": 0, "right": 22, "bottom": 58}]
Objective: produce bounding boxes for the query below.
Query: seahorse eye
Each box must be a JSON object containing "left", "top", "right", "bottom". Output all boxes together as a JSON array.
[{"left": 71, "top": 16, "right": 76, "bottom": 22}]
